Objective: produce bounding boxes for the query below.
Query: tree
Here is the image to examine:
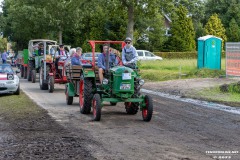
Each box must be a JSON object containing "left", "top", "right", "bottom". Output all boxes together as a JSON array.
[
  {"left": 227, "top": 18, "right": 240, "bottom": 42},
  {"left": 118, "top": 0, "right": 159, "bottom": 41},
  {"left": 167, "top": 5, "right": 196, "bottom": 51},
  {"left": 204, "top": 13, "right": 227, "bottom": 45}
]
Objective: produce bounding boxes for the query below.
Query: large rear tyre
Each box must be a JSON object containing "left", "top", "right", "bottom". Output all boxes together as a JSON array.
[
  {"left": 125, "top": 102, "right": 139, "bottom": 115},
  {"left": 27, "top": 60, "right": 34, "bottom": 81},
  {"left": 79, "top": 78, "right": 93, "bottom": 114},
  {"left": 39, "top": 64, "right": 49, "bottom": 90},
  {"left": 31, "top": 70, "right": 36, "bottom": 83},
  {"left": 48, "top": 76, "right": 54, "bottom": 93},
  {"left": 65, "top": 85, "right": 73, "bottom": 105},
  {"left": 142, "top": 95, "right": 153, "bottom": 122},
  {"left": 92, "top": 94, "right": 101, "bottom": 121}
]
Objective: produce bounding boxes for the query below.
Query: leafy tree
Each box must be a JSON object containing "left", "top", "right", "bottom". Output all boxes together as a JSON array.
[
  {"left": 0, "top": 37, "right": 8, "bottom": 51},
  {"left": 227, "top": 18, "right": 240, "bottom": 42},
  {"left": 204, "top": 13, "right": 227, "bottom": 45},
  {"left": 135, "top": 12, "right": 167, "bottom": 51},
  {"left": 166, "top": 5, "right": 196, "bottom": 51}
]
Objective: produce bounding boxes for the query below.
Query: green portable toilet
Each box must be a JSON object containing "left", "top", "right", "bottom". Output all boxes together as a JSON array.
[{"left": 197, "top": 35, "right": 222, "bottom": 70}]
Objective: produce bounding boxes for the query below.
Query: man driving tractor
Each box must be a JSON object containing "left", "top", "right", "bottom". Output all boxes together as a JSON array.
[{"left": 98, "top": 44, "right": 119, "bottom": 84}]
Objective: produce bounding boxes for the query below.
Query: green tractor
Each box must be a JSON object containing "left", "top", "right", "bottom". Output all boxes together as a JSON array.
[
  {"left": 66, "top": 40, "right": 153, "bottom": 121},
  {"left": 27, "top": 39, "right": 57, "bottom": 83}
]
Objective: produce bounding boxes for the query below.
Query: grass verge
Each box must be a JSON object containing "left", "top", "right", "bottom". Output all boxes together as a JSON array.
[
  {"left": 0, "top": 91, "right": 46, "bottom": 121},
  {"left": 189, "top": 86, "right": 240, "bottom": 107},
  {"left": 139, "top": 59, "right": 226, "bottom": 81}
]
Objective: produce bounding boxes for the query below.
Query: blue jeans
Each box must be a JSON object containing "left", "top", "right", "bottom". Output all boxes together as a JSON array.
[{"left": 2, "top": 59, "right": 6, "bottom": 64}]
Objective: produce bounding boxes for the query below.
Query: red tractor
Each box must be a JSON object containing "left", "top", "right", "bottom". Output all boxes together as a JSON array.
[{"left": 39, "top": 45, "right": 70, "bottom": 93}]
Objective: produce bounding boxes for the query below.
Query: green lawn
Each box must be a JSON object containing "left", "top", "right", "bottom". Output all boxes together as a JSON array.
[{"left": 139, "top": 59, "right": 226, "bottom": 81}]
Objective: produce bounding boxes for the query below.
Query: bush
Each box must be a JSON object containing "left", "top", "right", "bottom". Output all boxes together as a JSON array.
[{"left": 154, "top": 51, "right": 226, "bottom": 59}]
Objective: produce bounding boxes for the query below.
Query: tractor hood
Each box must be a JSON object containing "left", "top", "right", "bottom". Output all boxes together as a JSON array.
[
  {"left": 110, "top": 66, "right": 136, "bottom": 76},
  {"left": 110, "top": 66, "right": 136, "bottom": 99}
]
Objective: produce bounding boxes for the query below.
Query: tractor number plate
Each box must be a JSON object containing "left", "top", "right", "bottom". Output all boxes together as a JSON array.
[
  {"left": 122, "top": 73, "right": 131, "bottom": 80},
  {"left": 0, "top": 83, "right": 5, "bottom": 87},
  {"left": 120, "top": 83, "right": 131, "bottom": 90}
]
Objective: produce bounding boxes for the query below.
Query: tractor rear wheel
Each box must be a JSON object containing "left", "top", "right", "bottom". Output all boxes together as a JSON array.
[
  {"left": 79, "top": 78, "right": 93, "bottom": 114},
  {"left": 92, "top": 94, "right": 101, "bottom": 121},
  {"left": 39, "top": 64, "right": 49, "bottom": 90},
  {"left": 125, "top": 102, "right": 139, "bottom": 115},
  {"left": 27, "top": 60, "right": 34, "bottom": 81},
  {"left": 65, "top": 85, "right": 73, "bottom": 105},
  {"left": 31, "top": 70, "right": 36, "bottom": 83},
  {"left": 142, "top": 95, "right": 153, "bottom": 122},
  {"left": 48, "top": 76, "right": 54, "bottom": 93}
]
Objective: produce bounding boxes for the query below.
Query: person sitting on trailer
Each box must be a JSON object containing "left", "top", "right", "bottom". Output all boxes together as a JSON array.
[{"left": 71, "top": 47, "right": 83, "bottom": 65}]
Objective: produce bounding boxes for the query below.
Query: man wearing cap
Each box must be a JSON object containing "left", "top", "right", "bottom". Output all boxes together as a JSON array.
[
  {"left": 55, "top": 44, "right": 68, "bottom": 74},
  {"left": 122, "top": 37, "right": 138, "bottom": 68}
]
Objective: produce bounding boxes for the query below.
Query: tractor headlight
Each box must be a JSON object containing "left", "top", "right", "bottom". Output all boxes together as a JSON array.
[
  {"left": 139, "top": 79, "right": 144, "bottom": 86},
  {"left": 102, "top": 78, "right": 108, "bottom": 85}
]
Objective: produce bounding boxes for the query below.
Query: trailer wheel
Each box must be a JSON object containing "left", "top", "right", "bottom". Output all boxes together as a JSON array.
[
  {"left": 79, "top": 79, "right": 92, "bottom": 114},
  {"left": 92, "top": 94, "right": 101, "bottom": 121},
  {"left": 48, "top": 76, "right": 54, "bottom": 93},
  {"left": 142, "top": 95, "right": 153, "bottom": 122},
  {"left": 65, "top": 85, "right": 73, "bottom": 105},
  {"left": 124, "top": 102, "right": 139, "bottom": 115},
  {"left": 31, "top": 70, "right": 36, "bottom": 83}
]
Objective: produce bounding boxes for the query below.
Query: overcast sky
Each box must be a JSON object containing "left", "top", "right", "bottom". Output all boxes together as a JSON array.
[{"left": 0, "top": 0, "right": 3, "bottom": 12}]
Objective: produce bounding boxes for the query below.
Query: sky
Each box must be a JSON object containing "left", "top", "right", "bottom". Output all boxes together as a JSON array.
[{"left": 0, "top": 0, "right": 3, "bottom": 12}]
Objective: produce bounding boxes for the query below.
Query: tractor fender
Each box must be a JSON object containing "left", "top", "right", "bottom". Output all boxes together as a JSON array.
[{"left": 66, "top": 83, "right": 75, "bottom": 97}]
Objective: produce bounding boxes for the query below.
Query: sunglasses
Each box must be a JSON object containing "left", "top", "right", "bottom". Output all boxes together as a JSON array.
[{"left": 126, "top": 42, "right": 131, "bottom": 44}]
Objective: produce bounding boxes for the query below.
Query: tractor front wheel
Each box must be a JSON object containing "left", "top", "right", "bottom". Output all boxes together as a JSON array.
[
  {"left": 48, "top": 76, "right": 54, "bottom": 93},
  {"left": 92, "top": 94, "right": 101, "bottom": 121},
  {"left": 142, "top": 95, "right": 153, "bottom": 122},
  {"left": 65, "top": 85, "right": 73, "bottom": 105}
]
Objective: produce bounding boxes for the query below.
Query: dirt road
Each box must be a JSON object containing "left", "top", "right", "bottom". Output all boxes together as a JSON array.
[{"left": 16, "top": 79, "right": 240, "bottom": 160}]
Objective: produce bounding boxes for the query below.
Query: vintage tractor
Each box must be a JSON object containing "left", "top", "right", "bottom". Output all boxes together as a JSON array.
[
  {"left": 39, "top": 44, "right": 70, "bottom": 92},
  {"left": 66, "top": 40, "right": 153, "bottom": 122},
  {"left": 27, "top": 39, "right": 57, "bottom": 83}
]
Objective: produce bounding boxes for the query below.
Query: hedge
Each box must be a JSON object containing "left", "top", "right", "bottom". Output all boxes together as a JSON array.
[{"left": 154, "top": 51, "right": 226, "bottom": 59}]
